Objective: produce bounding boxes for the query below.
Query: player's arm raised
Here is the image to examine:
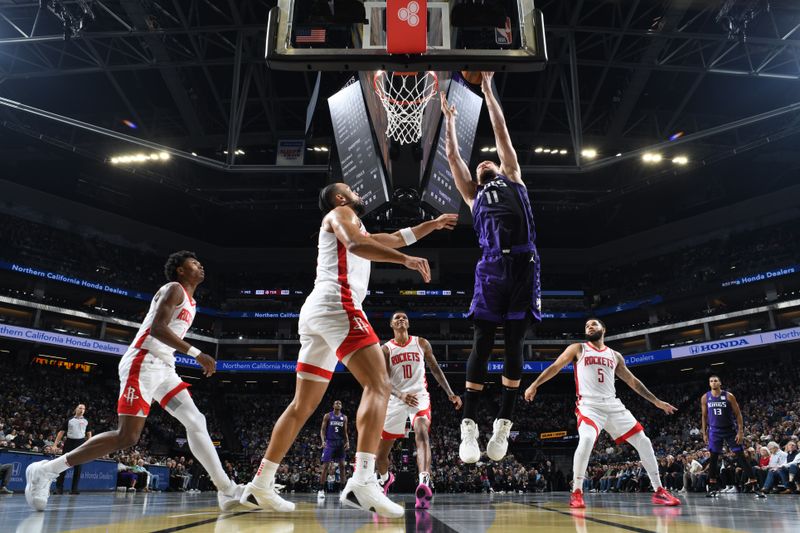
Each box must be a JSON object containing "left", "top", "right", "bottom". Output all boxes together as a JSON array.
[
  {"left": 728, "top": 392, "right": 745, "bottom": 444},
  {"left": 370, "top": 214, "right": 458, "bottom": 249},
  {"left": 420, "top": 337, "right": 461, "bottom": 410},
  {"left": 150, "top": 283, "right": 215, "bottom": 377},
  {"left": 701, "top": 394, "right": 709, "bottom": 444},
  {"left": 440, "top": 92, "right": 477, "bottom": 208},
  {"left": 320, "top": 413, "right": 329, "bottom": 447},
  {"left": 328, "top": 206, "right": 431, "bottom": 283},
  {"left": 614, "top": 352, "right": 676, "bottom": 415},
  {"left": 524, "top": 343, "right": 581, "bottom": 402},
  {"left": 480, "top": 72, "right": 522, "bottom": 185}
]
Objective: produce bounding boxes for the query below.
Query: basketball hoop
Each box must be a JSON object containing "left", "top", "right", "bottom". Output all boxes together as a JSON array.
[{"left": 373, "top": 70, "right": 438, "bottom": 145}]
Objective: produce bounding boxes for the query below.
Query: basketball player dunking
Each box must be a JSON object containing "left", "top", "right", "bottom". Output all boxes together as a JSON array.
[
  {"left": 376, "top": 311, "right": 461, "bottom": 510},
  {"left": 25, "top": 251, "right": 242, "bottom": 512},
  {"left": 239, "top": 183, "right": 456, "bottom": 518},
  {"left": 318, "top": 400, "right": 349, "bottom": 500},
  {"left": 441, "top": 72, "right": 541, "bottom": 464},
  {"left": 524, "top": 319, "right": 681, "bottom": 508},
  {"left": 702, "top": 374, "right": 758, "bottom": 497}
]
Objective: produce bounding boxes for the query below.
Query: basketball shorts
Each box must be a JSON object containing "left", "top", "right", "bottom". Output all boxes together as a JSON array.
[
  {"left": 117, "top": 349, "right": 189, "bottom": 417},
  {"left": 708, "top": 427, "right": 743, "bottom": 454},
  {"left": 381, "top": 390, "right": 431, "bottom": 440},
  {"left": 575, "top": 399, "right": 644, "bottom": 444},
  {"left": 296, "top": 301, "right": 379, "bottom": 382},
  {"left": 469, "top": 250, "right": 542, "bottom": 324},
  {"left": 321, "top": 441, "right": 346, "bottom": 463}
]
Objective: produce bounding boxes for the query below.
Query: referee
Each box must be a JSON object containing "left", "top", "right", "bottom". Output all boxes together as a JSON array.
[{"left": 54, "top": 404, "right": 92, "bottom": 495}]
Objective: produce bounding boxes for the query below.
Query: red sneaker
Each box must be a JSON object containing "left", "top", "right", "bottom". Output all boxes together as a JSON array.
[
  {"left": 652, "top": 487, "right": 681, "bottom": 506},
  {"left": 570, "top": 489, "right": 586, "bottom": 508}
]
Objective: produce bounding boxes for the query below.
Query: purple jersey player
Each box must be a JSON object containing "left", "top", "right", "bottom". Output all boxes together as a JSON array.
[
  {"left": 317, "top": 400, "right": 349, "bottom": 499},
  {"left": 440, "top": 72, "right": 541, "bottom": 465},
  {"left": 701, "top": 375, "right": 757, "bottom": 496}
]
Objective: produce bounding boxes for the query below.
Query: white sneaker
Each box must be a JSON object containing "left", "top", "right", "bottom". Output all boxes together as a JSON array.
[
  {"left": 239, "top": 482, "right": 295, "bottom": 512},
  {"left": 317, "top": 490, "right": 326, "bottom": 500},
  {"left": 218, "top": 483, "right": 245, "bottom": 512},
  {"left": 486, "top": 419, "right": 513, "bottom": 461},
  {"left": 459, "top": 419, "right": 481, "bottom": 464},
  {"left": 339, "top": 477, "right": 404, "bottom": 518},
  {"left": 25, "top": 461, "right": 57, "bottom": 511},
  {"left": 726, "top": 486, "right": 738, "bottom": 493}
]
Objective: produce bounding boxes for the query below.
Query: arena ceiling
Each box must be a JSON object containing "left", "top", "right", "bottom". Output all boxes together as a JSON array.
[{"left": 0, "top": 0, "right": 799, "bottom": 247}]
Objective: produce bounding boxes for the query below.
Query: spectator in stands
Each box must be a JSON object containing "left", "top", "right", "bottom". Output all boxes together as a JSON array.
[
  {"left": 0, "top": 463, "right": 13, "bottom": 494},
  {"left": 757, "top": 441, "right": 789, "bottom": 497}
]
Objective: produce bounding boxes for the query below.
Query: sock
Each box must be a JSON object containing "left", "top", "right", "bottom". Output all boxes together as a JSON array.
[
  {"left": 354, "top": 452, "right": 376, "bottom": 483},
  {"left": 252, "top": 459, "right": 279, "bottom": 490},
  {"left": 379, "top": 472, "right": 389, "bottom": 484},
  {"left": 463, "top": 388, "right": 482, "bottom": 422},
  {"left": 42, "top": 455, "right": 71, "bottom": 475},
  {"left": 419, "top": 472, "right": 430, "bottom": 486},
  {"left": 497, "top": 386, "right": 518, "bottom": 420},
  {"left": 627, "top": 431, "right": 663, "bottom": 490}
]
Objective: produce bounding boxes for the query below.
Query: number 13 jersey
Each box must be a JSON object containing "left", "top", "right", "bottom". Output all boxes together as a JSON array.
[
  {"left": 385, "top": 336, "right": 427, "bottom": 395},
  {"left": 574, "top": 343, "right": 619, "bottom": 406}
]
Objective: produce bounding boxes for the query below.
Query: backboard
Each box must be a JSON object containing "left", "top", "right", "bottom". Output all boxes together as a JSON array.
[{"left": 266, "top": 0, "right": 548, "bottom": 72}]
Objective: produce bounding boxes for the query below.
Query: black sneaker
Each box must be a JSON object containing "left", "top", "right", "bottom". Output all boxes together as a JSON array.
[
  {"left": 706, "top": 490, "right": 718, "bottom": 498},
  {"left": 756, "top": 491, "right": 766, "bottom": 499}
]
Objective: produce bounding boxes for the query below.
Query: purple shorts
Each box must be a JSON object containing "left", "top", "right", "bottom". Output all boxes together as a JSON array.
[
  {"left": 469, "top": 251, "right": 542, "bottom": 323},
  {"left": 321, "top": 442, "right": 345, "bottom": 463},
  {"left": 708, "top": 428, "right": 743, "bottom": 454}
]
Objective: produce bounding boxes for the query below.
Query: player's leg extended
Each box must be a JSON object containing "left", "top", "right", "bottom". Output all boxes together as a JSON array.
[
  {"left": 25, "top": 415, "right": 145, "bottom": 511},
  {"left": 487, "top": 317, "right": 527, "bottom": 461},
  {"left": 571, "top": 422, "right": 597, "bottom": 508},
  {"left": 340, "top": 343, "right": 403, "bottom": 518},
  {"left": 163, "top": 390, "right": 235, "bottom": 493},
  {"left": 413, "top": 416, "right": 434, "bottom": 509},
  {"left": 461, "top": 319, "right": 497, "bottom": 463},
  {"left": 376, "top": 437, "right": 396, "bottom": 494},
  {"left": 626, "top": 431, "right": 680, "bottom": 505}
]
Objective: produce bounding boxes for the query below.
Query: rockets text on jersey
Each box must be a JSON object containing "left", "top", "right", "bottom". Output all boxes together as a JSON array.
[
  {"left": 574, "top": 343, "right": 618, "bottom": 404},
  {"left": 385, "top": 336, "right": 427, "bottom": 395}
]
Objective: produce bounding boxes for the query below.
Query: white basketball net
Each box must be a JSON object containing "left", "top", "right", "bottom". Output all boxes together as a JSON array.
[{"left": 373, "top": 71, "right": 438, "bottom": 145}]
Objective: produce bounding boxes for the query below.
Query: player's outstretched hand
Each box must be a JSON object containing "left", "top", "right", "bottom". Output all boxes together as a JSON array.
[
  {"left": 434, "top": 213, "right": 458, "bottom": 230},
  {"left": 439, "top": 92, "right": 457, "bottom": 120},
  {"left": 480, "top": 72, "right": 495, "bottom": 92},
  {"left": 196, "top": 353, "right": 216, "bottom": 377},
  {"left": 450, "top": 394, "right": 463, "bottom": 410},
  {"left": 524, "top": 384, "right": 538, "bottom": 402},
  {"left": 400, "top": 392, "right": 419, "bottom": 407},
  {"left": 657, "top": 400, "right": 677, "bottom": 415},
  {"left": 403, "top": 255, "right": 431, "bottom": 283}
]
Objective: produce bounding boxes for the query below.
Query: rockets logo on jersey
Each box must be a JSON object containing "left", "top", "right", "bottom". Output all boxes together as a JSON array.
[{"left": 575, "top": 344, "right": 618, "bottom": 403}]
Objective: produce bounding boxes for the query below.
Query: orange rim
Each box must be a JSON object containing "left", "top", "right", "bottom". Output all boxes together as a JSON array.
[{"left": 373, "top": 71, "right": 439, "bottom": 107}]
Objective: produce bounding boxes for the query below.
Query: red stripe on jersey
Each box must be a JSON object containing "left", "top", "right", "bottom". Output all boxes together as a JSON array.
[
  {"left": 575, "top": 408, "right": 600, "bottom": 440},
  {"left": 334, "top": 241, "right": 378, "bottom": 359},
  {"left": 381, "top": 430, "right": 405, "bottom": 440},
  {"left": 614, "top": 422, "right": 644, "bottom": 444},
  {"left": 158, "top": 381, "right": 191, "bottom": 408},
  {"left": 336, "top": 241, "right": 356, "bottom": 313},
  {"left": 178, "top": 282, "right": 196, "bottom": 307},
  {"left": 412, "top": 406, "right": 432, "bottom": 426},
  {"left": 585, "top": 342, "right": 608, "bottom": 353},
  {"left": 133, "top": 327, "right": 150, "bottom": 350},
  {"left": 117, "top": 349, "right": 152, "bottom": 416},
  {"left": 297, "top": 362, "right": 334, "bottom": 380},
  {"left": 391, "top": 336, "right": 413, "bottom": 348}
]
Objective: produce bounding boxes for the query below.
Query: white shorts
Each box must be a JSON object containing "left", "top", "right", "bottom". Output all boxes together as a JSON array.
[
  {"left": 296, "top": 300, "right": 378, "bottom": 381},
  {"left": 575, "top": 398, "right": 643, "bottom": 444},
  {"left": 117, "top": 349, "right": 189, "bottom": 417},
  {"left": 381, "top": 390, "right": 431, "bottom": 439}
]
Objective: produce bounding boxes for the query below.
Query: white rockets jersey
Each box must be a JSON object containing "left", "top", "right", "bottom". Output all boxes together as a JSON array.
[
  {"left": 126, "top": 282, "right": 196, "bottom": 365},
  {"left": 385, "top": 336, "right": 428, "bottom": 395},
  {"left": 307, "top": 221, "right": 371, "bottom": 310},
  {"left": 574, "top": 343, "right": 619, "bottom": 404}
]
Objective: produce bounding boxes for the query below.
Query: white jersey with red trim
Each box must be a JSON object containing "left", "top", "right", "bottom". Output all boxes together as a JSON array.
[
  {"left": 385, "top": 336, "right": 427, "bottom": 395},
  {"left": 305, "top": 222, "right": 371, "bottom": 311},
  {"left": 574, "top": 343, "right": 619, "bottom": 406},
  {"left": 125, "top": 282, "right": 196, "bottom": 366}
]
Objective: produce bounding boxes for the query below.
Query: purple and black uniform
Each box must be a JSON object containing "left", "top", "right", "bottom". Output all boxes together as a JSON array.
[
  {"left": 321, "top": 411, "right": 346, "bottom": 462},
  {"left": 468, "top": 174, "right": 541, "bottom": 323},
  {"left": 706, "top": 390, "right": 742, "bottom": 453}
]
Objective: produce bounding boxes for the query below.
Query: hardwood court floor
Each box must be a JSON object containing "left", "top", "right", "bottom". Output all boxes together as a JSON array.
[{"left": 1, "top": 491, "right": 797, "bottom": 532}]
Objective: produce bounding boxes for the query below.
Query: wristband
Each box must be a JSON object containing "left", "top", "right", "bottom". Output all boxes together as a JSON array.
[
  {"left": 399, "top": 227, "right": 417, "bottom": 246},
  {"left": 187, "top": 346, "right": 202, "bottom": 358}
]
